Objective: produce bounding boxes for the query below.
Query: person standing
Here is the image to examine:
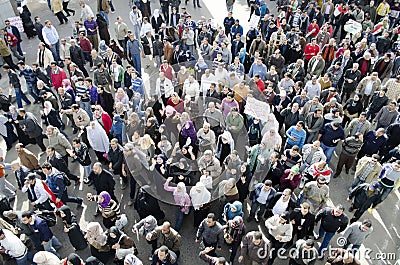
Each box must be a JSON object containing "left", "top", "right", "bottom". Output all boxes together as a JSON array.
[
  {"left": 239, "top": 231, "right": 271, "bottom": 265},
  {"left": 126, "top": 34, "right": 144, "bottom": 76},
  {"left": 333, "top": 133, "right": 363, "bottom": 178},
  {"left": 318, "top": 122, "right": 345, "bottom": 164},
  {"left": 41, "top": 162, "right": 83, "bottom": 208},
  {"left": 114, "top": 16, "right": 128, "bottom": 57},
  {"left": 2, "top": 65, "right": 31, "bottom": 108},
  {"left": 108, "top": 138, "right": 127, "bottom": 190},
  {"left": 1, "top": 29, "right": 25, "bottom": 61},
  {"left": 4, "top": 19, "right": 24, "bottom": 57},
  {"left": 84, "top": 16, "right": 99, "bottom": 52},
  {"left": 196, "top": 213, "right": 224, "bottom": 257},
  {"left": 87, "top": 162, "right": 117, "bottom": 202},
  {"left": 351, "top": 154, "right": 382, "bottom": 189},
  {"left": 0, "top": 228, "right": 34, "bottom": 265},
  {"left": 15, "top": 143, "right": 40, "bottom": 171},
  {"left": 0, "top": 39, "right": 18, "bottom": 70},
  {"left": 247, "top": 180, "right": 276, "bottom": 222},
  {"left": 17, "top": 61, "right": 40, "bottom": 103},
  {"left": 50, "top": 0, "right": 68, "bottom": 24},
  {"left": 347, "top": 181, "right": 381, "bottom": 223},
  {"left": 146, "top": 221, "right": 182, "bottom": 258},
  {"left": 42, "top": 20, "right": 61, "bottom": 62},
  {"left": 21, "top": 211, "right": 62, "bottom": 257},
  {"left": 97, "top": 0, "right": 110, "bottom": 26},
  {"left": 315, "top": 205, "right": 349, "bottom": 256},
  {"left": 69, "top": 39, "right": 89, "bottom": 77},
  {"left": 62, "top": 0, "right": 75, "bottom": 17},
  {"left": 288, "top": 203, "right": 315, "bottom": 246},
  {"left": 341, "top": 219, "right": 373, "bottom": 252},
  {"left": 18, "top": 109, "right": 46, "bottom": 151}
]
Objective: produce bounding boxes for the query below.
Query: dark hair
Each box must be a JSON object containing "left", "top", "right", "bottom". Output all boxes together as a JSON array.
[
  {"left": 72, "top": 138, "right": 81, "bottom": 144},
  {"left": 297, "top": 121, "right": 304, "bottom": 127},
  {"left": 21, "top": 211, "right": 33, "bottom": 219},
  {"left": 158, "top": 245, "right": 169, "bottom": 254},
  {"left": 85, "top": 77, "right": 93, "bottom": 84},
  {"left": 207, "top": 213, "right": 217, "bottom": 221},
  {"left": 41, "top": 162, "right": 52, "bottom": 170},
  {"left": 71, "top": 104, "right": 80, "bottom": 110},
  {"left": 362, "top": 219, "right": 372, "bottom": 227},
  {"left": 2, "top": 65, "right": 10, "bottom": 70},
  {"left": 253, "top": 231, "right": 263, "bottom": 240},
  {"left": 46, "top": 146, "right": 55, "bottom": 152},
  {"left": 264, "top": 179, "right": 272, "bottom": 186}
]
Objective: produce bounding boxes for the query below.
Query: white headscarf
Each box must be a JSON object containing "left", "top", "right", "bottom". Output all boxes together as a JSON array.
[
  {"left": 190, "top": 182, "right": 211, "bottom": 210},
  {"left": 124, "top": 254, "right": 143, "bottom": 265},
  {"left": 153, "top": 9, "right": 160, "bottom": 19},
  {"left": 86, "top": 121, "right": 110, "bottom": 153},
  {"left": 43, "top": 101, "right": 53, "bottom": 116},
  {"left": 32, "top": 251, "right": 61, "bottom": 265}
]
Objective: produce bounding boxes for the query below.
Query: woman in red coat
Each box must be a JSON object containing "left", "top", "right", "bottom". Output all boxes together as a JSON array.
[{"left": 93, "top": 106, "right": 112, "bottom": 134}]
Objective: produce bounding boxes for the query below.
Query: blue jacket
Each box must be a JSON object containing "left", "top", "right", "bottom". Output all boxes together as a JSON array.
[
  {"left": 31, "top": 215, "right": 53, "bottom": 243},
  {"left": 250, "top": 183, "right": 276, "bottom": 204}
]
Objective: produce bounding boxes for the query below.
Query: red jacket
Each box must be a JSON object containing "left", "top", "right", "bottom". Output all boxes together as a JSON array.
[
  {"left": 304, "top": 44, "right": 320, "bottom": 61},
  {"left": 307, "top": 24, "right": 320, "bottom": 38},
  {"left": 51, "top": 67, "right": 68, "bottom": 90},
  {"left": 101, "top": 112, "right": 112, "bottom": 134},
  {"left": 3, "top": 32, "right": 18, "bottom": 47}
]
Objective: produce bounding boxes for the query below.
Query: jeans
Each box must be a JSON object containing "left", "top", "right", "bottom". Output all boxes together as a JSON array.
[
  {"left": 317, "top": 225, "right": 336, "bottom": 255},
  {"left": 16, "top": 251, "right": 34, "bottom": 265},
  {"left": 26, "top": 82, "right": 39, "bottom": 101},
  {"left": 14, "top": 87, "right": 31, "bottom": 108},
  {"left": 0, "top": 176, "right": 16, "bottom": 199},
  {"left": 175, "top": 207, "right": 186, "bottom": 231},
  {"left": 61, "top": 189, "right": 82, "bottom": 205},
  {"left": 79, "top": 101, "right": 93, "bottom": 121},
  {"left": 374, "top": 186, "right": 393, "bottom": 207},
  {"left": 83, "top": 51, "right": 93, "bottom": 67},
  {"left": 99, "top": 11, "right": 109, "bottom": 26},
  {"left": 130, "top": 53, "right": 142, "bottom": 76},
  {"left": 321, "top": 143, "right": 337, "bottom": 164},
  {"left": 132, "top": 24, "right": 141, "bottom": 40},
  {"left": 43, "top": 236, "right": 62, "bottom": 257},
  {"left": 49, "top": 40, "right": 61, "bottom": 61},
  {"left": 249, "top": 201, "right": 267, "bottom": 219},
  {"left": 84, "top": 165, "right": 91, "bottom": 178},
  {"left": 10, "top": 45, "right": 24, "bottom": 60}
]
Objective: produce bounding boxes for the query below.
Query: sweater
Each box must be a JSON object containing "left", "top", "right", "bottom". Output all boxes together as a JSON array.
[
  {"left": 342, "top": 222, "right": 372, "bottom": 245},
  {"left": 265, "top": 215, "right": 293, "bottom": 242},
  {"left": 374, "top": 106, "right": 398, "bottom": 127},
  {"left": 196, "top": 219, "right": 223, "bottom": 247},
  {"left": 315, "top": 207, "right": 348, "bottom": 233}
]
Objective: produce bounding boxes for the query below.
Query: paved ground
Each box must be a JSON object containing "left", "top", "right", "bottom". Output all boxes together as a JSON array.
[{"left": 0, "top": 0, "right": 399, "bottom": 264}]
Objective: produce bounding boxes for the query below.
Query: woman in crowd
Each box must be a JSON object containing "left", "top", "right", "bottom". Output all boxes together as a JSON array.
[{"left": 87, "top": 191, "right": 121, "bottom": 229}]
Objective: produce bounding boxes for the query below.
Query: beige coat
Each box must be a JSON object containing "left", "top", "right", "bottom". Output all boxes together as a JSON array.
[
  {"left": 114, "top": 22, "right": 128, "bottom": 40},
  {"left": 0, "top": 39, "right": 11, "bottom": 57},
  {"left": 97, "top": 0, "right": 110, "bottom": 13},
  {"left": 36, "top": 48, "right": 54, "bottom": 69},
  {"left": 50, "top": 0, "right": 63, "bottom": 14},
  {"left": 355, "top": 156, "right": 382, "bottom": 183},
  {"left": 356, "top": 76, "right": 381, "bottom": 96}
]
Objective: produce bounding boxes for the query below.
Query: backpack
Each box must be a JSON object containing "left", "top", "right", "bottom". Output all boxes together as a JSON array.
[{"left": 38, "top": 212, "right": 57, "bottom": 227}]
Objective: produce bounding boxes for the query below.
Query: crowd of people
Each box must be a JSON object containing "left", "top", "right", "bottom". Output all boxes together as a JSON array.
[{"left": 0, "top": 0, "right": 398, "bottom": 264}]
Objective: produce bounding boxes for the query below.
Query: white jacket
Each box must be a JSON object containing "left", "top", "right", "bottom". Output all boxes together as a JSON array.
[
  {"left": 0, "top": 229, "right": 27, "bottom": 258},
  {"left": 154, "top": 77, "right": 174, "bottom": 99}
]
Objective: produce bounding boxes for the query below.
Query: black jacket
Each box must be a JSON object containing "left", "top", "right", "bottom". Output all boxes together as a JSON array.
[
  {"left": 289, "top": 208, "right": 315, "bottom": 239},
  {"left": 8, "top": 71, "right": 21, "bottom": 88},
  {"left": 42, "top": 109, "right": 63, "bottom": 128},
  {"left": 107, "top": 145, "right": 124, "bottom": 175},
  {"left": 141, "top": 35, "right": 155, "bottom": 56},
  {"left": 315, "top": 207, "right": 349, "bottom": 233},
  {"left": 98, "top": 90, "right": 115, "bottom": 117},
  {"left": 73, "top": 143, "right": 91, "bottom": 166},
  {"left": 349, "top": 183, "right": 381, "bottom": 212},
  {"left": 14, "top": 165, "right": 30, "bottom": 189},
  {"left": 266, "top": 192, "right": 298, "bottom": 214},
  {"left": 91, "top": 169, "right": 116, "bottom": 194},
  {"left": 69, "top": 45, "right": 86, "bottom": 66},
  {"left": 368, "top": 92, "right": 388, "bottom": 113},
  {"left": 47, "top": 153, "right": 70, "bottom": 174}
]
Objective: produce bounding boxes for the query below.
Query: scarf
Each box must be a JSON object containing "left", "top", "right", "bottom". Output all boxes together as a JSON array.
[
  {"left": 86, "top": 222, "right": 107, "bottom": 246},
  {"left": 224, "top": 178, "right": 239, "bottom": 196},
  {"left": 190, "top": 182, "right": 211, "bottom": 210},
  {"left": 99, "top": 191, "right": 111, "bottom": 208}
]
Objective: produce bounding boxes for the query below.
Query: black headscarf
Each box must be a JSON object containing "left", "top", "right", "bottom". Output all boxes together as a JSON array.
[
  {"left": 85, "top": 256, "right": 104, "bottom": 265},
  {"left": 107, "top": 226, "right": 123, "bottom": 246},
  {"left": 59, "top": 205, "right": 75, "bottom": 224},
  {"left": 67, "top": 253, "right": 82, "bottom": 265}
]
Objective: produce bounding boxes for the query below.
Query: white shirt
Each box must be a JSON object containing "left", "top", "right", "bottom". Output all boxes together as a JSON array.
[
  {"left": 272, "top": 198, "right": 289, "bottom": 216},
  {"left": 364, "top": 80, "right": 374, "bottom": 96},
  {"left": 256, "top": 188, "right": 271, "bottom": 204},
  {"left": 0, "top": 229, "right": 27, "bottom": 258}
]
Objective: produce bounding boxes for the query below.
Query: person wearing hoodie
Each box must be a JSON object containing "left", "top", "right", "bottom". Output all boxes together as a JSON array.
[
  {"left": 42, "top": 162, "right": 83, "bottom": 208},
  {"left": 110, "top": 115, "right": 124, "bottom": 145},
  {"left": 33, "top": 251, "right": 61, "bottom": 265},
  {"left": 132, "top": 215, "right": 158, "bottom": 257},
  {"left": 58, "top": 205, "right": 87, "bottom": 251}
]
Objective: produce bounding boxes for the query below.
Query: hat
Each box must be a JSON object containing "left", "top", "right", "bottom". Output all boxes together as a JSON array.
[
  {"left": 25, "top": 173, "right": 37, "bottom": 181},
  {"left": 290, "top": 165, "right": 300, "bottom": 174}
]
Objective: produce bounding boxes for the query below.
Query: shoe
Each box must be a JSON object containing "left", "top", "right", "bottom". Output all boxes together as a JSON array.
[
  {"left": 72, "top": 128, "right": 78, "bottom": 134},
  {"left": 121, "top": 182, "right": 128, "bottom": 190},
  {"left": 333, "top": 173, "right": 339, "bottom": 179},
  {"left": 76, "top": 198, "right": 83, "bottom": 209},
  {"left": 59, "top": 22, "right": 64, "bottom": 25},
  {"left": 149, "top": 256, "right": 153, "bottom": 261},
  {"left": 348, "top": 206, "right": 354, "bottom": 212},
  {"left": 198, "top": 5, "right": 202, "bottom": 7},
  {"left": 128, "top": 199, "right": 134, "bottom": 206},
  {"left": 93, "top": 212, "right": 100, "bottom": 217},
  {"left": 72, "top": 10, "right": 76, "bottom": 16},
  {"left": 345, "top": 169, "right": 350, "bottom": 174}
]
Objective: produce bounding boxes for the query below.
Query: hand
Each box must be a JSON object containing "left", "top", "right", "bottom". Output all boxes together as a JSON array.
[
  {"left": 64, "top": 227, "right": 69, "bottom": 233},
  {"left": 291, "top": 136, "right": 297, "bottom": 141},
  {"left": 298, "top": 226, "right": 302, "bottom": 230},
  {"left": 346, "top": 197, "right": 351, "bottom": 202},
  {"left": 34, "top": 209, "right": 42, "bottom": 214},
  {"left": 55, "top": 198, "right": 61, "bottom": 203},
  {"left": 31, "top": 202, "right": 36, "bottom": 206},
  {"left": 146, "top": 234, "right": 152, "bottom": 241},
  {"left": 122, "top": 170, "right": 127, "bottom": 177},
  {"left": 87, "top": 193, "right": 93, "bottom": 199},
  {"left": 49, "top": 44, "right": 53, "bottom": 48},
  {"left": 195, "top": 239, "right": 199, "bottom": 243},
  {"left": 166, "top": 177, "right": 173, "bottom": 182},
  {"left": 271, "top": 225, "right": 278, "bottom": 230},
  {"left": 112, "top": 243, "right": 120, "bottom": 249},
  {"left": 238, "top": 256, "right": 243, "bottom": 263},
  {"left": 41, "top": 241, "right": 48, "bottom": 246},
  {"left": 275, "top": 235, "right": 282, "bottom": 241}
]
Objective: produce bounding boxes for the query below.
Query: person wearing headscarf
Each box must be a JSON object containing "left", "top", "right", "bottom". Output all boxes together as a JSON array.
[
  {"left": 85, "top": 222, "right": 112, "bottom": 264},
  {"left": 33, "top": 251, "right": 61, "bottom": 265},
  {"left": 170, "top": 157, "right": 195, "bottom": 185},
  {"left": 216, "top": 131, "right": 235, "bottom": 166},
  {"left": 222, "top": 201, "right": 244, "bottom": 225},
  {"left": 62, "top": 253, "right": 84, "bottom": 265},
  {"left": 151, "top": 9, "right": 164, "bottom": 32},
  {"left": 262, "top": 128, "right": 282, "bottom": 153},
  {"left": 18, "top": 5, "right": 37, "bottom": 39},
  {"left": 110, "top": 115, "right": 125, "bottom": 145},
  {"left": 87, "top": 191, "right": 121, "bottom": 228},
  {"left": 179, "top": 117, "right": 198, "bottom": 148},
  {"left": 41, "top": 101, "right": 64, "bottom": 131},
  {"left": 224, "top": 216, "right": 246, "bottom": 264},
  {"left": 132, "top": 215, "right": 158, "bottom": 256},
  {"left": 164, "top": 177, "right": 191, "bottom": 231},
  {"left": 93, "top": 105, "right": 112, "bottom": 134},
  {"left": 98, "top": 40, "right": 109, "bottom": 58},
  {"left": 58, "top": 205, "right": 87, "bottom": 251},
  {"left": 96, "top": 14, "right": 111, "bottom": 45},
  {"left": 7, "top": 105, "right": 35, "bottom": 146},
  {"left": 0, "top": 113, "right": 17, "bottom": 151},
  {"left": 124, "top": 254, "right": 143, "bottom": 265},
  {"left": 107, "top": 226, "right": 137, "bottom": 262},
  {"left": 194, "top": 56, "right": 209, "bottom": 81},
  {"left": 190, "top": 182, "right": 211, "bottom": 227},
  {"left": 86, "top": 121, "right": 110, "bottom": 163},
  {"left": 220, "top": 178, "right": 239, "bottom": 203},
  {"left": 150, "top": 154, "right": 169, "bottom": 179},
  {"left": 85, "top": 256, "right": 105, "bottom": 265},
  {"left": 115, "top": 88, "right": 130, "bottom": 108}
]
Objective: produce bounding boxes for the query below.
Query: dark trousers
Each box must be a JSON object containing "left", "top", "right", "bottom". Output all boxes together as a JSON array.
[
  {"left": 336, "top": 153, "right": 356, "bottom": 174},
  {"left": 3, "top": 55, "right": 18, "bottom": 70},
  {"left": 34, "top": 199, "right": 54, "bottom": 211},
  {"left": 33, "top": 134, "right": 46, "bottom": 151},
  {"left": 266, "top": 233, "right": 284, "bottom": 265},
  {"left": 60, "top": 190, "right": 82, "bottom": 205},
  {"left": 130, "top": 175, "right": 137, "bottom": 200},
  {"left": 77, "top": 63, "right": 89, "bottom": 77},
  {"left": 62, "top": 1, "right": 75, "bottom": 16},
  {"left": 55, "top": 11, "right": 68, "bottom": 24},
  {"left": 228, "top": 240, "right": 241, "bottom": 262}
]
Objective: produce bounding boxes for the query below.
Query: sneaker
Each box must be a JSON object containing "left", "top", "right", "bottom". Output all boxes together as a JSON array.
[
  {"left": 149, "top": 256, "right": 153, "bottom": 261},
  {"left": 367, "top": 208, "right": 373, "bottom": 214},
  {"left": 128, "top": 199, "right": 134, "bottom": 206},
  {"left": 333, "top": 173, "right": 339, "bottom": 179}
]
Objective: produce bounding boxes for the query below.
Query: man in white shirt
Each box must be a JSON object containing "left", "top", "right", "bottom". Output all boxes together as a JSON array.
[{"left": 0, "top": 228, "right": 31, "bottom": 265}]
